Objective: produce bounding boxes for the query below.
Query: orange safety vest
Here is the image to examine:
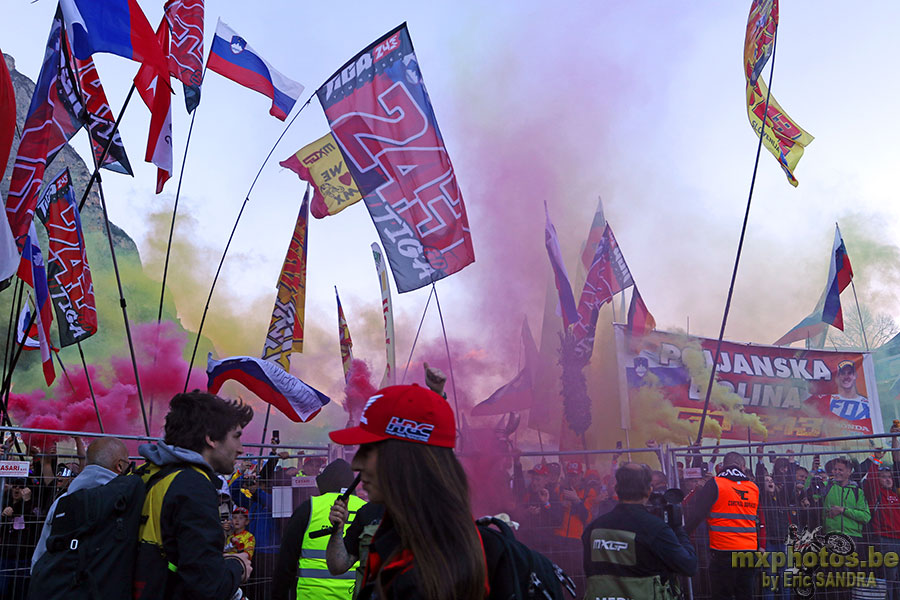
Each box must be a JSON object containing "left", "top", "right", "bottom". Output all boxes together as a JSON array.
[{"left": 707, "top": 475, "right": 759, "bottom": 551}]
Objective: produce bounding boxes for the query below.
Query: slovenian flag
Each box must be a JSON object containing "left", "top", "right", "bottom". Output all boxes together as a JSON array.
[
  {"left": 59, "top": 0, "right": 168, "bottom": 75},
  {"left": 207, "top": 19, "right": 304, "bottom": 121},
  {"left": 544, "top": 201, "right": 579, "bottom": 329},
  {"left": 207, "top": 354, "right": 329, "bottom": 422}
]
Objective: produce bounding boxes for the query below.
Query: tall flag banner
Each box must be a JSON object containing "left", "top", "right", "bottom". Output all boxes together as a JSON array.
[
  {"left": 572, "top": 224, "right": 634, "bottom": 359},
  {"left": 261, "top": 189, "right": 310, "bottom": 370},
  {"left": 627, "top": 287, "right": 656, "bottom": 337},
  {"left": 472, "top": 318, "right": 539, "bottom": 416},
  {"left": 207, "top": 20, "right": 304, "bottom": 121},
  {"left": 135, "top": 19, "right": 173, "bottom": 193},
  {"left": 318, "top": 24, "right": 475, "bottom": 293},
  {"left": 743, "top": 0, "right": 813, "bottom": 186},
  {"left": 59, "top": 0, "right": 168, "bottom": 76},
  {"left": 280, "top": 132, "right": 363, "bottom": 219},
  {"left": 16, "top": 298, "right": 41, "bottom": 350},
  {"left": 775, "top": 224, "right": 854, "bottom": 347},
  {"left": 544, "top": 201, "right": 578, "bottom": 328},
  {"left": 69, "top": 51, "right": 134, "bottom": 175},
  {"left": 207, "top": 354, "right": 329, "bottom": 423},
  {"left": 6, "top": 9, "right": 86, "bottom": 249},
  {"left": 372, "top": 243, "right": 396, "bottom": 388},
  {"left": 580, "top": 196, "right": 606, "bottom": 271},
  {"left": 0, "top": 51, "right": 19, "bottom": 281},
  {"left": 336, "top": 287, "right": 353, "bottom": 381},
  {"left": 17, "top": 223, "right": 55, "bottom": 386},
  {"left": 163, "top": 0, "right": 204, "bottom": 113},
  {"left": 35, "top": 168, "right": 98, "bottom": 347}
]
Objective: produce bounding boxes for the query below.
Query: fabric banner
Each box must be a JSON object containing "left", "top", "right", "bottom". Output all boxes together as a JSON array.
[
  {"left": 17, "top": 222, "right": 55, "bottom": 385},
  {"left": 372, "top": 242, "right": 395, "bottom": 387},
  {"left": 261, "top": 189, "right": 309, "bottom": 370},
  {"left": 7, "top": 9, "right": 85, "bottom": 248},
  {"left": 544, "top": 201, "right": 578, "bottom": 329},
  {"left": 135, "top": 19, "right": 173, "bottom": 193},
  {"left": 614, "top": 325, "right": 883, "bottom": 442},
  {"left": 163, "top": 0, "right": 204, "bottom": 113},
  {"left": 336, "top": 287, "right": 353, "bottom": 381},
  {"left": 572, "top": 225, "right": 634, "bottom": 359},
  {"left": 280, "top": 132, "right": 363, "bottom": 219},
  {"left": 743, "top": 0, "right": 813, "bottom": 186},
  {"left": 70, "top": 51, "right": 133, "bottom": 175},
  {"left": 35, "top": 168, "right": 97, "bottom": 346},
  {"left": 0, "top": 51, "right": 19, "bottom": 281},
  {"left": 207, "top": 354, "right": 329, "bottom": 423},
  {"left": 317, "top": 23, "right": 475, "bottom": 293}
]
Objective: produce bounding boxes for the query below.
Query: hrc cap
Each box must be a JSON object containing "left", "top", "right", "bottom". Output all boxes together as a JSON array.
[
  {"left": 837, "top": 360, "right": 856, "bottom": 373},
  {"left": 529, "top": 462, "right": 551, "bottom": 476},
  {"left": 232, "top": 506, "right": 249, "bottom": 516},
  {"left": 329, "top": 384, "right": 456, "bottom": 448}
]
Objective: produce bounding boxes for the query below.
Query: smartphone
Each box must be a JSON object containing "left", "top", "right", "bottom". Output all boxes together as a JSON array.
[
  {"left": 272, "top": 430, "right": 280, "bottom": 444},
  {"left": 616, "top": 441, "right": 623, "bottom": 450}
]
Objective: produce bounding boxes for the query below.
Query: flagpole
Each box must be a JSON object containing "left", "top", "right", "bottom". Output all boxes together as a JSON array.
[
  {"left": 157, "top": 63, "right": 209, "bottom": 324},
  {"left": 850, "top": 280, "right": 870, "bottom": 352},
  {"left": 694, "top": 27, "right": 779, "bottom": 446},
  {"left": 1, "top": 279, "right": 23, "bottom": 394},
  {"left": 401, "top": 286, "right": 434, "bottom": 384},
  {"left": 432, "top": 282, "right": 462, "bottom": 436},
  {"left": 183, "top": 94, "right": 315, "bottom": 390},
  {"left": 76, "top": 341, "right": 103, "bottom": 433}
]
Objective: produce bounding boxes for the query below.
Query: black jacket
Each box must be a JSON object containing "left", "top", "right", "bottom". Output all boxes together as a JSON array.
[
  {"left": 133, "top": 443, "right": 243, "bottom": 600},
  {"left": 582, "top": 502, "right": 697, "bottom": 581}
]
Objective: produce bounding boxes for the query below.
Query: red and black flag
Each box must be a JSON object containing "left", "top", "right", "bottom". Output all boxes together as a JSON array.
[{"left": 35, "top": 168, "right": 97, "bottom": 347}]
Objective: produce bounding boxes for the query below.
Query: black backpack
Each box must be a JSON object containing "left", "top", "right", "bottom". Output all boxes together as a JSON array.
[
  {"left": 29, "top": 473, "right": 146, "bottom": 600},
  {"left": 476, "top": 516, "right": 576, "bottom": 600}
]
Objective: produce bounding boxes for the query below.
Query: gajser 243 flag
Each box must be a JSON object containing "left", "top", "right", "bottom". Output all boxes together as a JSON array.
[
  {"left": 261, "top": 189, "right": 309, "bottom": 370},
  {"left": 35, "top": 168, "right": 97, "bottom": 347},
  {"left": 317, "top": 24, "right": 475, "bottom": 293}
]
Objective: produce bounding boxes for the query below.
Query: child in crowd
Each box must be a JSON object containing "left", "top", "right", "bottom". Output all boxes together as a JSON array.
[{"left": 225, "top": 506, "right": 256, "bottom": 559}]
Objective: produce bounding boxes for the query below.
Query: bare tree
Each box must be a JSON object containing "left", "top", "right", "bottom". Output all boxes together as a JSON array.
[{"left": 828, "top": 306, "right": 899, "bottom": 351}]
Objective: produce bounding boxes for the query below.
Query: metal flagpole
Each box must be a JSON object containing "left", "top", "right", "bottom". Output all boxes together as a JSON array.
[
  {"left": 850, "top": 280, "right": 869, "bottom": 352},
  {"left": 695, "top": 27, "right": 779, "bottom": 445},
  {"left": 431, "top": 282, "right": 462, "bottom": 435},
  {"left": 184, "top": 94, "right": 315, "bottom": 390},
  {"left": 76, "top": 342, "right": 103, "bottom": 433},
  {"left": 401, "top": 287, "right": 434, "bottom": 384}
]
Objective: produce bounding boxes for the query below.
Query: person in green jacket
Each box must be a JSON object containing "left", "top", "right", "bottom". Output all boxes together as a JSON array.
[{"left": 822, "top": 457, "right": 871, "bottom": 539}]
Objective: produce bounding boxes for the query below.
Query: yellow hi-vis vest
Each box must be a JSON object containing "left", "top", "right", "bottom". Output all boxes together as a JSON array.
[{"left": 297, "top": 492, "right": 365, "bottom": 599}]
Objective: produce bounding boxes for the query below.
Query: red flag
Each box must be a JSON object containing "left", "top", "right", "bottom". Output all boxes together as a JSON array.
[
  {"left": 627, "top": 287, "right": 656, "bottom": 336},
  {"left": 163, "top": 0, "right": 204, "bottom": 113},
  {"left": 17, "top": 223, "right": 55, "bottom": 386},
  {"left": 0, "top": 50, "right": 15, "bottom": 178},
  {"left": 135, "top": 20, "right": 173, "bottom": 193},
  {"left": 70, "top": 50, "right": 133, "bottom": 175},
  {"left": 572, "top": 225, "right": 634, "bottom": 359}
]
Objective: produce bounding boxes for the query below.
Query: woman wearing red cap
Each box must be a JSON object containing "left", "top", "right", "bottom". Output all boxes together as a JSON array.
[{"left": 327, "top": 382, "right": 505, "bottom": 600}]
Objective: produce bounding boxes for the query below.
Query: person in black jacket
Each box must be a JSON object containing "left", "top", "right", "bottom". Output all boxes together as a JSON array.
[
  {"left": 133, "top": 391, "right": 254, "bottom": 600},
  {"left": 582, "top": 462, "right": 697, "bottom": 599}
]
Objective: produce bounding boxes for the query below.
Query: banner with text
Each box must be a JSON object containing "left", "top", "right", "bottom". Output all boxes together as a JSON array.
[
  {"left": 317, "top": 23, "right": 474, "bottom": 293},
  {"left": 614, "top": 325, "right": 883, "bottom": 441}
]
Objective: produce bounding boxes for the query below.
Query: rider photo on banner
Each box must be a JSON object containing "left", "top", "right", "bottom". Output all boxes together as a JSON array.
[{"left": 613, "top": 325, "right": 883, "bottom": 442}]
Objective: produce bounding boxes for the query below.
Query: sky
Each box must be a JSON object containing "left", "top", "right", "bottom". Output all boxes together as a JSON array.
[{"left": 3, "top": 1, "right": 900, "bottom": 444}]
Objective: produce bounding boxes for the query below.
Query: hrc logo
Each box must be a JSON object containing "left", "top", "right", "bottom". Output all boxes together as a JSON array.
[{"left": 385, "top": 416, "right": 434, "bottom": 442}]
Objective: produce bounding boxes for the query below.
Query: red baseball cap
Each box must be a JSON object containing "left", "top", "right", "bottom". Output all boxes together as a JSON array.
[
  {"left": 329, "top": 384, "right": 456, "bottom": 448},
  {"left": 565, "top": 461, "right": 584, "bottom": 475}
]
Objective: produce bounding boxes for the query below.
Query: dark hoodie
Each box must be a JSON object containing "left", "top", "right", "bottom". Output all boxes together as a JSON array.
[{"left": 133, "top": 443, "right": 243, "bottom": 600}]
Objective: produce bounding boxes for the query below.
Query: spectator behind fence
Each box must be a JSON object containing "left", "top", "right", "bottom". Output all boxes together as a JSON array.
[
  {"left": 758, "top": 474, "right": 792, "bottom": 600},
  {"left": 133, "top": 391, "right": 254, "bottom": 600},
  {"left": 31, "top": 437, "right": 130, "bottom": 570},
  {"left": 582, "top": 462, "right": 696, "bottom": 599},
  {"left": 272, "top": 458, "right": 363, "bottom": 600},
  {"left": 0, "top": 479, "right": 37, "bottom": 600},
  {"left": 686, "top": 451, "right": 760, "bottom": 600},
  {"left": 514, "top": 462, "right": 562, "bottom": 549},
  {"left": 862, "top": 423, "right": 900, "bottom": 600},
  {"left": 231, "top": 471, "right": 276, "bottom": 599}
]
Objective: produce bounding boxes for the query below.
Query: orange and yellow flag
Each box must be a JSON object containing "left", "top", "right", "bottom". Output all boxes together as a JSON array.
[
  {"left": 743, "top": 0, "right": 813, "bottom": 186},
  {"left": 261, "top": 188, "right": 309, "bottom": 370},
  {"left": 280, "top": 133, "right": 363, "bottom": 218}
]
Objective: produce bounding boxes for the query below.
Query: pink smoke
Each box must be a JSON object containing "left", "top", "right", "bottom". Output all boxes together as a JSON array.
[
  {"left": 8, "top": 321, "right": 209, "bottom": 449},
  {"left": 343, "top": 358, "right": 377, "bottom": 426}
]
